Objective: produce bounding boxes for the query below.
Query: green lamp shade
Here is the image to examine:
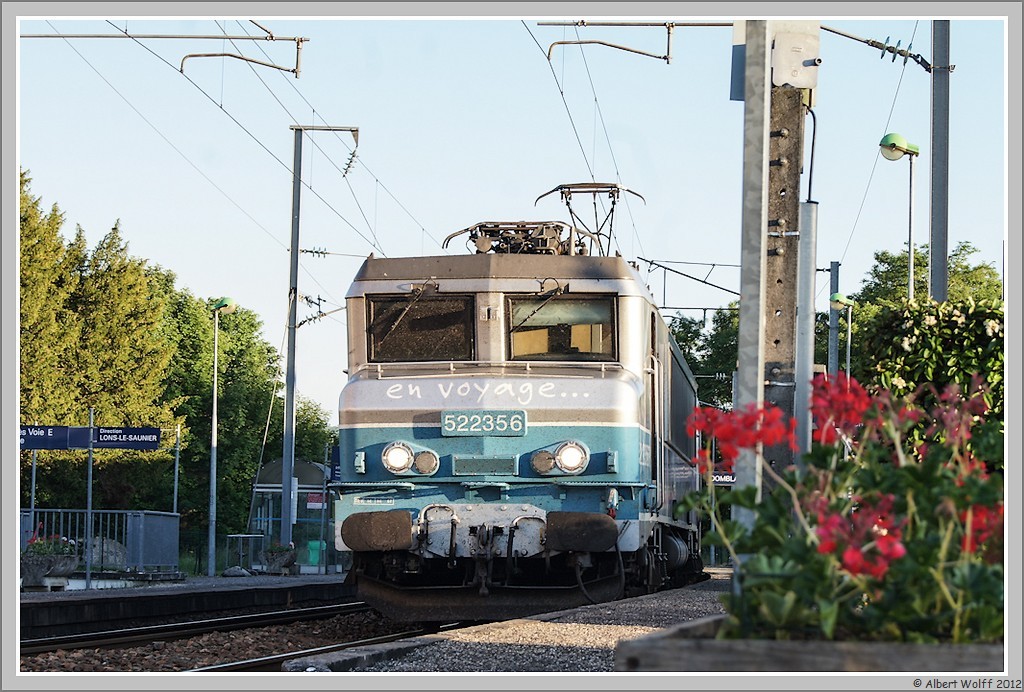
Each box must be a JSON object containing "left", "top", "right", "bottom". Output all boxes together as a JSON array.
[
  {"left": 213, "top": 297, "right": 237, "bottom": 314},
  {"left": 830, "top": 292, "right": 855, "bottom": 309},
  {"left": 879, "top": 132, "right": 920, "bottom": 161}
]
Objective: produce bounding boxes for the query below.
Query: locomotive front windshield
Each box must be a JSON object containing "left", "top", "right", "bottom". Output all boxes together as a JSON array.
[
  {"left": 507, "top": 295, "right": 616, "bottom": 361},
  {"left": 368, "top": 294, "right": 475, "bottom": 362}
]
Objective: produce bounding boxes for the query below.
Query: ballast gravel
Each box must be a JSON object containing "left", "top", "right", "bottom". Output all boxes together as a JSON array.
[{"left": 289, "top": 569, "right": 731, "bottom": 673}]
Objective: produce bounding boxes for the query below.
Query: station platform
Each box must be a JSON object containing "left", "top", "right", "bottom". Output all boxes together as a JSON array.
[{"left": 19, "top": 571, "right": 352, "bottom": 640}]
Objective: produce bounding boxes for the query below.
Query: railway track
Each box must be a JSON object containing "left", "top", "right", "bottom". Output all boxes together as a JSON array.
[
  {"left": 188, "top": 627, "right": 434, "bottom": 672},
  {"left": 20, "top": 602, "right": 371, "bottom": 656}
]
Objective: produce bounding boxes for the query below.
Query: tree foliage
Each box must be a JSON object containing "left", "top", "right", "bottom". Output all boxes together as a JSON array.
[
  {"left": 669, "top": 242, "right": 1003, "bottom": 411},
  {"left": 69, "top": 223, "right": 177, "bottom": 429},
  {"left": 19, "top": 170, "right": 81, "bottom": 423},
  {"left": 852, "top": 242, "right": 1001, "bottom": 308},
  {"left": 845, "top": 241, "right": 1003, "bottom": 380},
  {"left": 19, "top": 173, "right": 335, "bottom": 539},
  {"left": 669, "top": 305, "right": 740, "bottom": 408}
]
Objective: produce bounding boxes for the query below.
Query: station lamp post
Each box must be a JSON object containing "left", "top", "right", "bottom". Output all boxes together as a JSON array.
[
  {"left": 208, "top": 297, "right": 237, "bottom": 577},
  {"left": 829, "top": 292, "right": 855, "bottom": 381},
  {"left": 879, "top": 132, "right": 921, "bottom": 301}
]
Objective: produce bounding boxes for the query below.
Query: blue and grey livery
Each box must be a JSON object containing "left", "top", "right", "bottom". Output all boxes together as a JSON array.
[{"left": 333, "top": 217, "right": 703, "bottom": 621}]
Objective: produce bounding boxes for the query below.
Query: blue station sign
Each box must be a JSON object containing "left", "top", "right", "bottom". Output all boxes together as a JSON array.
[
  {"left": 92, "top": 427, "right": 161, "bottom": 450},
  {"left": 20, "top": 425, "right": 69, "bottom": 450},
  {"left": 20, "top": 425, "right": 161, "bottom": 450}
]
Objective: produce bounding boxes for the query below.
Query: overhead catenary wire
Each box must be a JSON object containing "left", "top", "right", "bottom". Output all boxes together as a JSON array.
[
  {"left": 639, "top": 257, "right": 739, "bottom": 296},
  {"left": 99, "top": 20, "right": 385, "bottom": 261},
  {"left": 523, "top": 20, "right": 658, "bottom": 273},
  {"left": 234, "top": 20, "right": 446, "bottom": 255},
  {"left": 522, "top": 21, "right": 596, "bottom": 182},
  {"left": 255, "top": 301, "right": 292, "bottom": 472},
  {"left": 45, "top": 20, "right": 351, "bottom": 327},
  {"left": 206, "top": 21, "right": 387, "bottom": 257},
  {"left": 570, "top": 24, "right": 647, "bottom": 261},
  {"left": 228, "top": 21, "right": 387, "bottom": 254},
  {"left": 78, "top": 19, "right": 365, "bottom": 308},
  {"left": 815, "top": 21, "right": 920, "bottom": 300},
  {"left": 47, "top": 21, "right": 288, "bottom": 255}
]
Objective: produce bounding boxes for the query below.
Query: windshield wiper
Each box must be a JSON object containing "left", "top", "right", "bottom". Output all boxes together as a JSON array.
[
  {"left": 376, "top": 279, "right": 437, "bottom": 347},
  {"left": 510, "top": 283, "right": 567, "bottom": 333}
]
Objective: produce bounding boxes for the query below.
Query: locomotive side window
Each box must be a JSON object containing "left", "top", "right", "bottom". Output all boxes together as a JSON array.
[
  {"left": 368, "top": 295, "right": 475, "bottom": 362},
  {"left": 507, "top": 296, "right": 615, "bottom": 361}
]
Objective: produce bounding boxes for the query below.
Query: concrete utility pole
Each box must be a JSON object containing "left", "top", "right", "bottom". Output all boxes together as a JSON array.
[
  {"left": 732, "top": 20, "right": 819, "bottom": 531},
  {"left": 762, "top": 84, "right": 806, "bottom": 472}
]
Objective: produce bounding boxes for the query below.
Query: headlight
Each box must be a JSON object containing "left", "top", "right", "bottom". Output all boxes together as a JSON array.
[
  {"left": 554, "top": 441, "right": 589, "bottom": 473},
  {"left": 413, "top": 450, "right": 440, "bottom": 475},
  {"left": 381, "top": 442, "right": 414, "bottom": 473}
]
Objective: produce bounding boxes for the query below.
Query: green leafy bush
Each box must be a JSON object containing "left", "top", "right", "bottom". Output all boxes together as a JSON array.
[{"left": 858, "top": 298, "right": 1003, "bottom": 468}]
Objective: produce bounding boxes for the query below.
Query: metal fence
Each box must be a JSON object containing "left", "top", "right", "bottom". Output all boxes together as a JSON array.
[{"left": 20, "top": 508, "right": 179, "bottom": 573}]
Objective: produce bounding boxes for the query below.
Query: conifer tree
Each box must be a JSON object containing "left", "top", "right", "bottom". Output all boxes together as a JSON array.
[
  {"left": 68, "top": 223, "right": 177, "bottom": 429},
  {"left": 19, "top": 171, "right": 81, "bottom": 423},
  {"left": 63, "top": 224, "right": 180, "bottom": 509}
]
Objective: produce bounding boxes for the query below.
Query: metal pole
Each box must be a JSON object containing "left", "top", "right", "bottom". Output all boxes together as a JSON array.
[
  {"left": 85, "top": 408, "right": 94, "bottom": 589},
  {"left": 828, "top": 261, "right": 840, "bottom": 377},
  {"left": 208, "top": 310, "right": 219, "bottom": 577},
  {"left": 320, "top": 444, "right": 328, "bottom": 575},
  {"left": 845, "top": 305, "right": 852, "bottom": 378},
  {"left": 173, "top": 424, "right": 180, "bottom": 514},
  {"left": 282, "top": 127, "right": 304, "bottom": 548},
  {"left": 733, "top": 19, "right": 770, "bottom": 536},
  {"left": 282, "top": 125, "right": 356, "bottom": 548},
  {"left": 709, "top": 483, "right": 716, "bottom": 567},
  {"left": 30, "top": 449, "right": 37, "bottom": 520},
  {"left": 930, "top": 20, "right": 950, "bottom": 302},
  {"left": 794, "top": 202, "right": 818, "bottom": 459},
  {"left": 908, "top": 153, "right": 915, "bottom": 302}
]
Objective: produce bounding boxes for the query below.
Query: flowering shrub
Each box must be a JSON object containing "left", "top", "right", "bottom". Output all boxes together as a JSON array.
[
  {"left": 859, "top": 298, "right": 1004, "bottom": 468},
  {"left": 24, "top": 525, "right": 78, "bottom": 557},
  {"left": 678, "top": 373, "right": 1003, "bottom": 643}
]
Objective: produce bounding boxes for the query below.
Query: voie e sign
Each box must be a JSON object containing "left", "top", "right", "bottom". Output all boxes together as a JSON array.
[{"left": 20, "top": 425, "right": 69, "bottom": 450}]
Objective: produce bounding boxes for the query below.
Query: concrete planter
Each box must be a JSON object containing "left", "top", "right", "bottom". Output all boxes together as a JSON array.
[
  {"left": 21, "top": 554, "right": 80, "bottom": 586},
  {"left": 615, "top": 615, "right": 1005, "bottom": 673}
]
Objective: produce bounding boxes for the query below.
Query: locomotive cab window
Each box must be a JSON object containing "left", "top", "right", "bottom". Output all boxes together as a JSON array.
[
  {"left": 368, "top": 294, "right": 475, "bottom": 362},
  {"left": 507, "top": 295, "right": 615, "bottom": 361}
]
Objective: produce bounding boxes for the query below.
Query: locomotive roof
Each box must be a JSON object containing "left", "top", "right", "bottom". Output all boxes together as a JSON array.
[
  {"left": 344, "top": 251, "right": 659, "bottom": 300},
  {"left": 354, "top": 252, "right": 635, "bottom": 280}
]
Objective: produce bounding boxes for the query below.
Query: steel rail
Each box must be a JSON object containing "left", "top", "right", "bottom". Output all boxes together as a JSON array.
[{"left": 20, "top": 602, "right": 369, "bottom": 656}]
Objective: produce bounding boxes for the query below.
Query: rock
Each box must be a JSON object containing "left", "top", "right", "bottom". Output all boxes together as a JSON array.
[
  {"left": 222, "top": 565, "right": 253, "bottom": 577},
  {"left": 87, "top": 537, "right": 128, "bottom": 569}
]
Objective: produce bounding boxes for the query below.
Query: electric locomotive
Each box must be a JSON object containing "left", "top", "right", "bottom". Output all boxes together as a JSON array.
[{"left": 332, "top": 184, "right": 703, "bottom": 621}]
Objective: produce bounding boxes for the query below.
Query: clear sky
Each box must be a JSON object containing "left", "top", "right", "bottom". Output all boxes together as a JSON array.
[{"left": 13, "top": 10, "right": 1010, "bottom": 422}]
